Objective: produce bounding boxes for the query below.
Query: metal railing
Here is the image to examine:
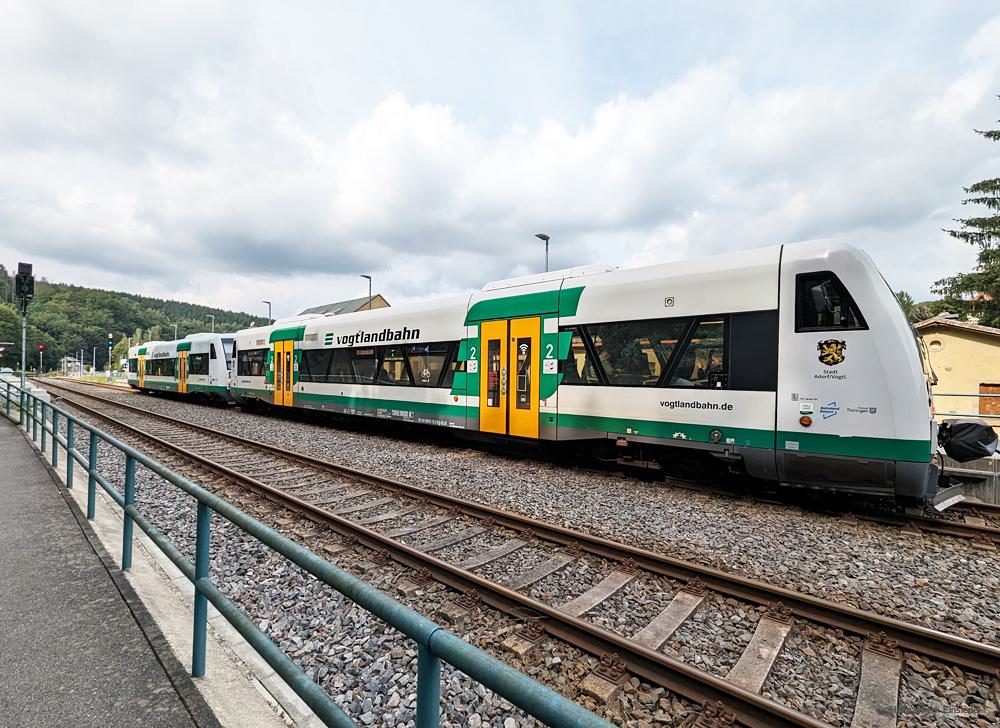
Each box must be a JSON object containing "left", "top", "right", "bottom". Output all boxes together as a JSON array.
[
  {"left": 3, "top": 381, "right": 609, "bottom": 728},
  {"left": 932, "top": 391, "right": 1000, "bottom": 420}
]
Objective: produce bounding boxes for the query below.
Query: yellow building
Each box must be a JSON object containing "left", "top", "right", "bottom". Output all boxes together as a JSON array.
[{"left": 915, "top": 316, "right": 1000, "bottom": 431}]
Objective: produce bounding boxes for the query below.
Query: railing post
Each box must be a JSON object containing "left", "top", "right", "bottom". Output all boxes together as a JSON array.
[
  {"left": 32, "top": 396, "right": 38, "bottom": 442},
  {"left": 87, "top": 433, "right": 98, "bottom": 519},
  {"left": 66, "top": 419, "right": 75, "bottom": 489},
  {"left": 4, "top": 381, "right": 9, "bottom": 418},
  {"left": 51, "top": 410, "right": 59, "bottom": 468},
  {"left": 192, "top": 501, "right": 212, "bottom": 678},
  {"left": 41, "top": 401, "right": 47, "bottom": 453},
  {"left": 416, "top": 645, "right": 442, "bottom": 728},
  {"left": 122, "top": 456, "right": 136, "bottom": 571},
  {"left": 18, "top": 389, "right": 24, "bottom": 427}
]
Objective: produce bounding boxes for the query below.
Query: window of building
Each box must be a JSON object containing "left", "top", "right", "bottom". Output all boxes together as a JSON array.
[
  {"left": 558, "top": 327, "right": 601, "bottom": 385},
  {"left": 795, "top": 271, "right": 867, "bottom": 332},
  {"left": 667, "top": 318, "right": 727, "bottom": 388},
  {"left": 237, "top": 348, "right": 268, "bottom": 377},
  {"left": 586, "top": 318, "right": 690, "bottom": 386},
  {"left": 377, "top": 346, "right": 411, "bottom": 385}
]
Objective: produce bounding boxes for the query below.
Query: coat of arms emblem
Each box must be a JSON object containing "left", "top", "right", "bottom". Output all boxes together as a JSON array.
[{"left": 817, "top": 339, "right": 847, "bottom": 366}]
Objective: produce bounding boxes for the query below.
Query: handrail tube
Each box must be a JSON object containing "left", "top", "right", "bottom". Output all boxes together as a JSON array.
[{"left": 9, "top": 382, "right": 611, "bottom": 728}]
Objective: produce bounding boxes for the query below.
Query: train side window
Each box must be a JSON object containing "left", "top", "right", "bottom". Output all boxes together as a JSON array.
[
  {"left": 667, "top": 318, "right": 727, "bottom": 388},
  {"left": 795, "top": 272, "right": 868, "bottom": 332},
  {"left": 376, "top": 346, "right": 412, "bottom": 386},
  {"left": 350, "top": 348, "right": 378, "bottom": 384},
  {"left": 558, "top": 327, "right": 601, "bottom": 385},
  {"left": 128, "top": 358, "right": 138, "bottom": 373},
  {"left": 586, "top": 318, "right": 689, "bottom": 386},
  {"left": 237, "top": 348, "right": 268, "bottom": 377},
  {"left": 440, "top": 345, "right": 464, "bottom": 389},
  {"left": 406, "top": 342, "right": 452, "bottom": 387},
  {"left": 300, "top": 349, "right": 334, "bottom": 383},
  {"left": 210, "top": 344, "right": 217, "bottom": 360},
  {"left": 188, "top": 353, "right": 209, "bottom": 376},
  {"left": 328, "top": 349, "right": 353, "bottom": 383}
]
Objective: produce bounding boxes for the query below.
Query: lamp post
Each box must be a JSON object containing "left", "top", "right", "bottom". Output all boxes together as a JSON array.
[
  {"left": 172, "top": 323, "right": 178, "bottom": 340},
  {"left": 206, "top": 314, "right": 215, "bottom": 333},
  {"left": 535, "top": 233, "right": 551, "bottom": 272},
  {"left": 360, "top": 275, "right": 372, "bottom": 310},
  {"left": 92, "top": 346, "right": 96, "bottom": 372},
  {"left": 262, "top": 300, "right": 272, "bottom": 325}
]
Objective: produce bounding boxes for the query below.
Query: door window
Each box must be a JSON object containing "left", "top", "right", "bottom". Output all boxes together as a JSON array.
[
  {"left": 515, "top": 337, "right": 532, "bottom": 409},
  {"left": 486, "top": 339, "right": 501, "bottom": 407}
]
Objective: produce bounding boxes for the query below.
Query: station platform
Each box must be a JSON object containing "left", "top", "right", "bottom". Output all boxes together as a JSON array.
[{"left": 0, "top": 416, "right": 218, "bottom": 727}]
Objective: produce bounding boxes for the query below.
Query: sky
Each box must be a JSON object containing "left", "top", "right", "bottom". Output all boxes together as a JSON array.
[{"left": 1, "top": 1, "right": 999, "bottom": 319}]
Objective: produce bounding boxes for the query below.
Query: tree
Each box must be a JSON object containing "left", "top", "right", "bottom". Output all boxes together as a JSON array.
[{"left": 934, "top": 96, "right": 1000, "bottom": 326}]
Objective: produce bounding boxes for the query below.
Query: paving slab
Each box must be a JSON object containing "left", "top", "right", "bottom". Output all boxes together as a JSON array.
[{"left": 0, "top": 416, "right": 215, "bottom": 728}]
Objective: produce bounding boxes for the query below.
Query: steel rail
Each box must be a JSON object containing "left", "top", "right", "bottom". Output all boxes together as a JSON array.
[{"left": 42, "top": 379, "right": 1000, "bottom": 679}]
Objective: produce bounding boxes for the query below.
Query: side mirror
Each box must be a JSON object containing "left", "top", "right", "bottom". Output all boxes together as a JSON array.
[{"left": 810, "top": 281, "right": 835, "bottom": 315}]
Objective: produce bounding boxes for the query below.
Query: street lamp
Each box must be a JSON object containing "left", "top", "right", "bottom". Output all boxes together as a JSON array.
[
  {"left": 206, "top": 314, "right": 215, "bottom": 333},
  {"left": 360, "top": 275, "right": 372, "bottom": 310},
  {"left": 535, "top": 233, "right": 551, "bottom": 272},
  {"left": 262, "top": 300, "right": 272, "bottom": 325},
  {"left": 172, "top": 323, "right": 178, "bottom": 340}
]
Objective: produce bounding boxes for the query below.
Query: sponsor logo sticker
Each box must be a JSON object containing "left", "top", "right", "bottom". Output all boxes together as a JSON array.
[{"left": 820, "top": 401, "right": 840, "bottom": 419}]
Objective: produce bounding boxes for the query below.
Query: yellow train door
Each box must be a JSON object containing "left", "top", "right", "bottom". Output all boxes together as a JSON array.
[
  {"left": 478, "top": 317, "right": 540, "bottom": 438},
  {"left": 273, "top": 340, "right": 294, "bottom": 407},
  {"left": 508, "top": 317, "right": 540, "bottom": 438},
  {"left": 178, "top": 351, "right": 188, "bottom": 394},
  {"left": 138, "top": 356, "right": 145, "bottom": 388}
]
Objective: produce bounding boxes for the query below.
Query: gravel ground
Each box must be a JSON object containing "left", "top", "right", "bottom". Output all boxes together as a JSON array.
[
  {"left": 585, "top": 574, "right": 682, "bottom": 637},
  {"left": 46, "top": 402, "right": 696, "bottom": 726},
  {"left": 896, "top": 654, "right": 998, "bottom": 727},
  {"left": 47, "top": 382, "right": 1000, "bottom": 650},
  {"left": 760, "top": 623, "right": 862, "bottom": 727},
  {"left": 660, "top": 593, "right": 763, "bottom": 677}
]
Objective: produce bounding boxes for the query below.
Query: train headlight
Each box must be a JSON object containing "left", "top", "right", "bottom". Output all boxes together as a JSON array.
[
  {"left": 799, "top": 416, "right": 812, "bottom": 427},
  {"left": 709, "top": 429, "right": 722, "bottom": 443}
]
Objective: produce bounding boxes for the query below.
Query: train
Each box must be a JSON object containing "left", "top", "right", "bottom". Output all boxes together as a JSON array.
[
  {"left": 127, "top": 239, "right": 997, "bottom": 505},
  {"left": 128, "top": 333, "right": 236, "bottom": 401}
]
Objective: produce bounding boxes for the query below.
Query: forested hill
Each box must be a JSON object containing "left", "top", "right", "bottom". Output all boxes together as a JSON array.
[{"left": 0, "top": 276, "right": 259, "bottom": 372}]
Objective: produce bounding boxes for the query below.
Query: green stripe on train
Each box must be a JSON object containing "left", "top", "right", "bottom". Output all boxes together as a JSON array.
[
  {"left": 557, "top": 412, "right": 774, "bottom": 449},
  {"left": 295, "top": 391, "right": 466, "bottom": 417},
  {"left": 464, "top": 286, "right": 584, "bottom": 324},
  {"left": 776, "top": 431, "right": 931, "bottom": 463}
]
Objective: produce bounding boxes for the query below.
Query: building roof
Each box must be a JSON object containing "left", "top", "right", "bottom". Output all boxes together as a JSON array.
[
  {"left": 914, "top": 315, "right": 1000, "bottom": 340},
  {"left": 299, "top": 294, "right": 389, "bottom": 316}
]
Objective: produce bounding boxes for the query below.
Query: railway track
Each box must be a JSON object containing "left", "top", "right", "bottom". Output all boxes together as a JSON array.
[
  {"left": 40, "top": 379, "right": 1000, "bottom": 728},
  {"left": 47, "top": 376, "right": 1000, "bottom": 547}
]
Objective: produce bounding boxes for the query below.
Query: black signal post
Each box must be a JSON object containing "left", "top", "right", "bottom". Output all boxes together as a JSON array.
[{"left": 14, "top": 262, "right": 34, "bottom": 387}]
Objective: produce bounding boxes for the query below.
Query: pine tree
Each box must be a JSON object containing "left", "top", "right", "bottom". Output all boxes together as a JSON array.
[{"left": 934, "top": 97, "right": 1000, "bottom": 326}]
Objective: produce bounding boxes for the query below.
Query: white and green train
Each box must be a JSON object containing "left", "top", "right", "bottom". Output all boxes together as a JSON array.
[
  {"left": 224, "top": 239, "right": 993, "bottom": 504},
  {"left": 128, "top": 333, "right": 236, "bottom": 401},
  {"left": 121, "top": 240, "right": 993, "bottom": 503}
]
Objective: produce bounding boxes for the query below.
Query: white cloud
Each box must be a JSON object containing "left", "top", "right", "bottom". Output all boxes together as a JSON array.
[{"left": 0, "top": 3, "right": 998, "bottom": 315}]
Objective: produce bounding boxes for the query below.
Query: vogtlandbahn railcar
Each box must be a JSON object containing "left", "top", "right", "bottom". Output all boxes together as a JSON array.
[
  {"left": 229, "top": 239, "right": 993, "bottom": 504},
  {"left": 127, "top": 333, "right": 236, "bottom": 401}
]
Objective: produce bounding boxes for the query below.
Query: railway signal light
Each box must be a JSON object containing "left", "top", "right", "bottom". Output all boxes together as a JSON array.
[
  {"left": 38, "top": 343, "right": 45, "bottom": 351},
  {"left": 107, "top": 333, "right": 114, "bottom": 348}
]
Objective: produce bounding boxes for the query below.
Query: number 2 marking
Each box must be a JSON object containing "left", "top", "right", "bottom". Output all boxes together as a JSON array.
[
  {"left": 545, "top": 343, "right": 554, "bottom": 359},
  {"left": 469, "top": 346, "right": 477, "bottom": 360}
]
